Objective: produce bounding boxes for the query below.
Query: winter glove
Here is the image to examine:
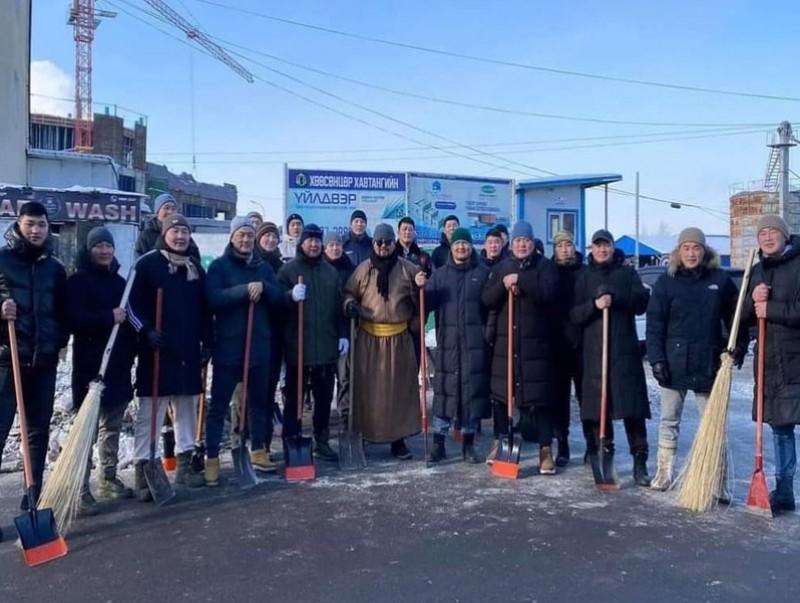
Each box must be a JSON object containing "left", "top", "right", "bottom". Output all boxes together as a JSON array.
[
  {"left": 731, "top": 348, "right": 745, "bottom": 370},
  {"left": 146, "top": 329, "right": 163, "bottom": 350},
  {"left": 651, "top": 362, "right": 671, "bottom": 387},
  {"left": 338, "top": 338, "right": 349, "bottom": 356},
  {"left": 345, "top": 302, "right": 361, "bottom": 319},
  {"left": 291, "top": 283, "right": 307, "bottom": 302}
]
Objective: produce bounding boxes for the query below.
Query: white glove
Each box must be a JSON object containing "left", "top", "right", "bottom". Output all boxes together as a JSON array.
[
  {"left": 291, "top": 283, "right": 306, "bottom": 302},
  {"left": 338, "top": 338, "right": 349, "bottom": 355}
]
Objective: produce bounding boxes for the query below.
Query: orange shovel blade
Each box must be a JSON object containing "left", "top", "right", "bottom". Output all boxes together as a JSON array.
[
  {"left": 285, "top": 464, "right": 316, "bottom": 482},
  {"left": 745, "top": 470, "right": 772, "bottom": 517},
  {"left": 491, "top": 460, "right": 520, "bottom": 480},
  {"left": 22, "top": 536, "right": 68, "bottom": 567}
]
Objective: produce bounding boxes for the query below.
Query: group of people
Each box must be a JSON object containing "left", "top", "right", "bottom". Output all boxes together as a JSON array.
[{"left": 0, "top": 196, "right": 797, "bottom": 544}]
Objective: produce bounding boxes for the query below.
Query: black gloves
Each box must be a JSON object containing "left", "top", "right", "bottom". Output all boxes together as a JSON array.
[
  {"left": 651, "top": 362, "right": 671, "bottom": 387},
  {"left": 145, "top": 329, "right": 162, "bottom": 350},
  {"left": 345, "top": 302, "right": 361, "bottom": 319}
]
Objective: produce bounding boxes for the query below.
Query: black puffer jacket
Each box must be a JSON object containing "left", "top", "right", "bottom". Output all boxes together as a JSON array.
[
  {"left": 326, "top": 254, "right": 355, "bottom": 289},
  {"left": 742, "top": 236, "right": 800, "bottom": 426},
  {"left": 482, "top": 253, "right": 559, "bottom": 408},
  {"left": 128, "top": 245, "right": 212, "bottom": 396},
  {"left": 431, "top": 233, "right": 450, "bottom": 269},
  {"left": 342, "top": 232, "right": 373, "bottom": 268},
  {"left": 256, "top": 245, "right": 284, "bottom": 276},
  {"left": 66, "top": 252, "right": 136, "bottom": 404},
  {"left": 571, "top": 250, "right": 650, "bottom": 421},
  {"left": 425, "top": 252, "right": 491, "bottom": 422},
  {"left": 552, "top": 251, "right": 585, "bottom": 351},
  {"left": 397, "top": 242, "right": 432, "bottom": 277},
  {"left": 277, "top": 250, "right": 345, "bottom": 367},
  {"left": 0, "top": 224, "right": 67, "bottom": 367},
  {"left": 481, "top": 246, "right": 509, "bottom": 269},
  {"left": 135, "top": 216, "right": 200, "bottom": 261},
  {"left": 646, "top": 247, "right": 743, "bottom": 393},
  {"left": 206, "top": 244, "right": 284, "bottom": 368}
]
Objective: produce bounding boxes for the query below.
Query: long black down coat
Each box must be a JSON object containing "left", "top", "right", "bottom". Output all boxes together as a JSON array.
[
  {"left": 66, "top": 251, "right": 136, "bottom": 405},
  {"left": 482, "top": 252, "right": 559, "bottom": 408},
  {"left": 571, "top": 250, "right": 650, "bottom": 421},
  {"left": 742, "top": 236, "right": 800, "bottom": 426},
  {"left": 424, "top": 252, "right": 491, "bottom": 423},
  {"left": 128, "top": 244, "right": 212, "bottom": 397},
  {"left": 646, "top": 247, "right": 744, "bottom": 393}
]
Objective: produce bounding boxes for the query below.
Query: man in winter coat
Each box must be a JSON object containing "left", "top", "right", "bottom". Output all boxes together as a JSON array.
[
  {"left": 418, "top": 228, "right": 490, "bottom": 464},
  {"left": 279, "top": 213, "right": 304, "bottom": 262},
  {"left": 205, "top": 218, "right": 284, "bottom": 483},
  {"left": 551, "top": 230, "right": 588, "bottom": 467},
  {"left": 0, "top": 202, "right": 67, "bottom": 524},
  {"left": 431, "top": 215, "right": 460, "bottom": 269},
  {"left": 482, "top": 221, "right": 560, "bottom": 474},
  {"left": 128, "top": 214, "right": 211, "bottom": 498},
  {"left": 324, "top": 230, "right": 355, "bottom": 421},
  {"left": 246, "top": 211, "right": 263, "bottom": 229},
  {"left": 278, "top": 224, "right": 348, "bottom": 462},
  {"left": 66, "top": 227, "right": 136, "bottom": 514},
  {"left": 481, "top": 227, "right": 508, "bottom": 269},
  {"left": 742, "top": 214, "right": 800, "bottom": 512},
  {"left": 135, "top": 193, "right": 200, "bottom": 260},
  {"left": 571, "top": 229, "right": 651, "bottom": 486},
  {"left": 344, "top": 223, "right": 422, "bottom": 460},
  {"left": 396, "top": 217, "right": 432, "bottom": 277},
  {"left": 343, "top": 209, "right": 373, "bottom": 267},
  {"left": 646, "top": 227, "right": 745, "bottom": 492}
]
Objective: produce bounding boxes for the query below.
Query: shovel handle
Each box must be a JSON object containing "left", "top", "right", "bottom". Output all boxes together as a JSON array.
[
  {"left": 599, "top": 307, "right": 609, "bottom": 441},
  {"left": 755, "top": 318, "right": 766, "bottom": 460},
  {"left": 149, "top": 288, "right": 163, "bottom": 460},
  {"left": 348, "top": 318, "right": 356, "bottom": 432},
  {"left": 7, "top": 320, "right": 34, "bottom": 489},
  {"left": 195, "top": 365, "right": 207, "bottom": 442},
  {"left": 296, "top": 276, "right": 304, "bottom": 423},
  {"left": 506, "top": 287, "right": 514, "bottom": 420},
  {"left": 419, "top": 287, "right": 428, "bottom": 431},
  {"left": 239, "top": 301, "right": 255, "bottom": 433}
]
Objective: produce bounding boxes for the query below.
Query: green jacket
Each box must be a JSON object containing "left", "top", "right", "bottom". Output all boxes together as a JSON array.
[{"left": 277, "top": 252, "right": 345, "bottom": 366}]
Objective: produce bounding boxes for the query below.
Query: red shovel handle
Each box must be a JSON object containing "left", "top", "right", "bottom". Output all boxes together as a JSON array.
[
  {"left": 296, "top": 276, "right": 304, "bottom": 423},
  {"left": 599, "top": 307, "right": 609, "bottom": 440},
  {"left": 755, "top": 317, "right": 766, "bottom": 464},
  {"left": 149, "top": 289, "right": 163, "bottom": 458},
  {"left": 239, "top": 301, "right": 255, "bottom": 433},
  {"left": 506, "top": 287, "right": 514, "bottom": 420},
  {"left": 8, "top": 320, "right": 34, "bottom": 489}
]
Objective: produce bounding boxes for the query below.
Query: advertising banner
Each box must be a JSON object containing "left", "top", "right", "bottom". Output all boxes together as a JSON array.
[
  {"left": 286, "top": 168, "right": 406, "bottom": 236},
  {"left": 407, "top": 173, "right": 512, "bottom": 245},
  {"left": 0, "top": 185, "right": 142, "bottom": 224}
]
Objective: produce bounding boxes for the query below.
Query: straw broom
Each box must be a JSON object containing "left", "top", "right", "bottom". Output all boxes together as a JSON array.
[
  {"left": 675, "top": 249, "right": 756, "bottom": 512},
  {"left": 39, "top": 268, "right": 137, "bottom": 535}
]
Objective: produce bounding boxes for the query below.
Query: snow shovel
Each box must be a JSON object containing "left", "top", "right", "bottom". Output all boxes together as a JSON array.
[
  {"left": 143, "top": 288, "right": 175, "bottom": 506},
  {"left": 190, "top": 365, "right": 208, "bottom": 473},
  {"left": 419, "top": 287, "right": 430, "bottom": 465},
  {"left": 491, "top": 288, "right": 521, "bottom": 479},
  {"left": 746, "top": 317, "right": 772, "bottom": 517},
  {"left": 592, "top": 306, "right": 620, "bottom": 492},
  {"left": 8, "top": 319, "right": 68, "bottom": 567},
  {"left": 230, "top": 301, "right": 259, "bottom": 489},
  {"left": 338, "top": 318, "right": 366, "bottom": 470},
  {"left": 284, "top": 276, "right": 315, "bottom": 481}
]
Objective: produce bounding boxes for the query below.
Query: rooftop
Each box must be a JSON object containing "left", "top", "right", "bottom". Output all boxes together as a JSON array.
[{"left": 517, "top": 173, "right": 623, "bottom": 190}]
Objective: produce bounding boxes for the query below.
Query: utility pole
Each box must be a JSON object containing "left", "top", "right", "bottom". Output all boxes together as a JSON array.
[
  {"left": 603, "top": 183, "right": 608, "bottom": 230},
  {"left": 635, "top": 172, "right": 640, "bottom": 269}
]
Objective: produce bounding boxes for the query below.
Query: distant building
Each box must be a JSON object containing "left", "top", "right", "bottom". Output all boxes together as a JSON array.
[
  {"left": 612, "top": 234, "right": 731, "bottom": 267},
  {"left": 146, "top": 162, "right": 236, "bottom": 220}
]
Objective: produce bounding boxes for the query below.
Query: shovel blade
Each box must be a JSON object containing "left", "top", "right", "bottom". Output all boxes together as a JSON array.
[
  {"left": 338, "top": 430, "right": 366, "bottom": 470},
  {"left": 490, "top": 436, "right": 521, "bottom": 479},
  {"left": 231, "top": 443, "right": 259, "bottom": 490},
  {"left": 491, "top": 459, "right": 520, "bottom": 480},
  {"left": 745, "top": 470, "right": 773, "bottom": 517},
  {"left": 284, "top": 435, "right": 315, "bottom": 482},
  {"left": 14, "top": 507, "right": 68, "bottom": 567},
  {"left": 143, "top": 459, "right": 176, "bottom": 506}
]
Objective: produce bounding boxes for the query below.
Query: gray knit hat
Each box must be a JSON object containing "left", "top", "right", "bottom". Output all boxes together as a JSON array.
[
  {"left": 153, "top": 193, "right": 177, "bottom": 213},
  {"left": 229, "top": 215, "right": 255, "bottom": 237},
  {"left": 86, "top": 225, "right": 114, "bottom": 250},
  {"left": 757, "top": 214, "right": 790, "bottom": 240},
  {"left": 161, "top": 213, "right": 190, "bottom": 235},
  {"left": 373, "top": 223, "right": 395, "bottom": 242},
  {"left": 677, "top": 227, "right": 706, "bottom": 247},
  {"left": 323, "top": 230, "right": 342, "bottom": 246},
  {"left": 510, "top": 220, "right": 534, "bottom": 241}
]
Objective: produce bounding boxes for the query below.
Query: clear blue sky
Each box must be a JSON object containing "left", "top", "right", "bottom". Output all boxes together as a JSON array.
[{"left": 31, "top": 0, "right": 799, "bottom": 237}]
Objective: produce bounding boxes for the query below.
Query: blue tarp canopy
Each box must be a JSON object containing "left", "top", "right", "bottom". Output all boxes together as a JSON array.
[{"left": 613, "top": 235, "right": 662, "bottom": 256}]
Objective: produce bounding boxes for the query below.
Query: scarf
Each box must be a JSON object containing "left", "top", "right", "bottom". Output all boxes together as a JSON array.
[
  {"left": 370, "top": 249, "right": 398, "bottom": 301},
  {"left": 160, "top": 249, "right": 199, "bottom": 281}
]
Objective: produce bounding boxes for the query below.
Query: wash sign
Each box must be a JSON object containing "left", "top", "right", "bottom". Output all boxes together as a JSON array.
[
  {"left": 286, "top": 168, "right": 406, "bottom": 236},
  {"left": 407, "top": 173, "right": 513, "bottom": 245}
]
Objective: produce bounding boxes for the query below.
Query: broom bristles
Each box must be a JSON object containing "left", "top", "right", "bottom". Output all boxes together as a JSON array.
[
  {"left": 675, "top": 354, "right": 734, "bottom": 512},
  {"left": 38, "top": 380, "right": 105, "bottom": 535}
]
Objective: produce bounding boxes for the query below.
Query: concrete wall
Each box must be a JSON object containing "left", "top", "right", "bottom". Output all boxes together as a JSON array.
[
  {"left": 0, "top": 0, "right": 30, "bottom": 184},
  {"left": 28, "top": 154, "right": 118, "bottom": 190}
]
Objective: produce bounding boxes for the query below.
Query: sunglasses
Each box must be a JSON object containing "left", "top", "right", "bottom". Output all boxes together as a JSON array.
[{"left": 375, "top": 239, "right": 394, "bottom": 247}]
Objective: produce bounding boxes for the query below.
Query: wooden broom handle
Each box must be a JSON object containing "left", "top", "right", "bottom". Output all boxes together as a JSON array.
[
  {"left": 97, "top": 266, "right": 137, "bottom": 379},
  {"left": 419, "top": 287, "right": 428, "bottom": 426},
  {"left": 8, "top": 320, "right": 34, "bottom": 489},
  {"left": 296, "top": 276, "right": 304, "bottom": 422},
  {"left": 726, "top": 248, "right": 757, "bottom": 352}
]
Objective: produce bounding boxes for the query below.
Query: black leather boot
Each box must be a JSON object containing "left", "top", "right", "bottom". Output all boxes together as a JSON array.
[
  {"left": 428, "top": 434, "right": 447, "bottom": 463},
  {"left": 462, "top": 433, "right": 480, "bottom": 464},
  {"left": 633, "top": 452, "right": 651, "bottom": 487}
]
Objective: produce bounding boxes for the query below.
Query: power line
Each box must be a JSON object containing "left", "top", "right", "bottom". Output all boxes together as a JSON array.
[
  {"left": 211, "top": 38, "right": 778, "bottom": 128},
  {"left": 195, "top": 0, "right": 800, "bottom": 103}
]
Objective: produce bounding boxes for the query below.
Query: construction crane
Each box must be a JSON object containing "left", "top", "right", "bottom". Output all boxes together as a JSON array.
[
  {"left": 142, "top": 0, "right": 254, "bottom": 83},
  {"left": 67, "top": 0, "right": 116, "bottom": 152}
]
